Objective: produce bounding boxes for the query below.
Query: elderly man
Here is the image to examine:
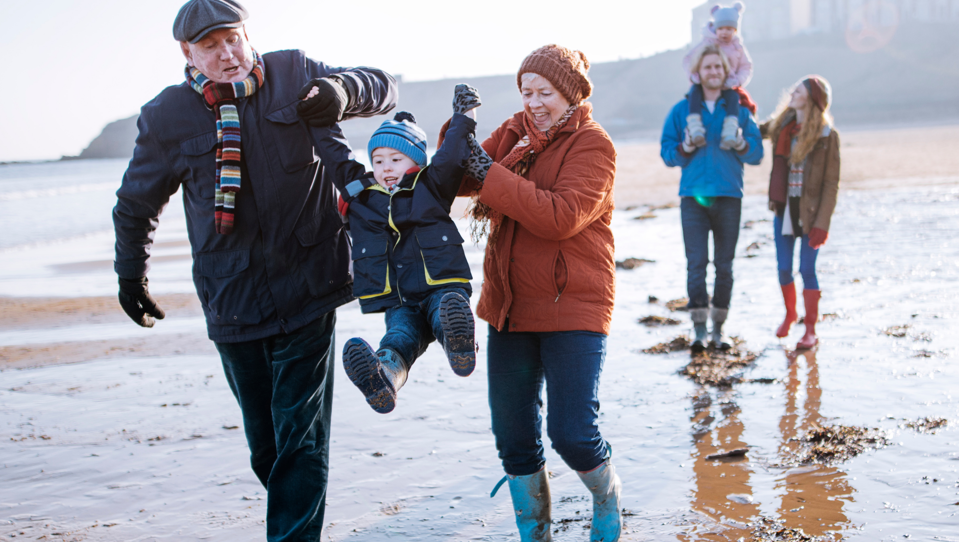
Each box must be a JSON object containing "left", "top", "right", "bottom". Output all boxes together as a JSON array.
[
  {"left": 661, "top": 44, "right": 763, "bottom": 352},
  {"left": 112, "top": 0, "right": 397, "bottom": 539}
]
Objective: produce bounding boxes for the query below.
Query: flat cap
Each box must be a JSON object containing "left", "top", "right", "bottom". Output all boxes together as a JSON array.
[{"left": 173, "top": 0, "right": 249, "bottom": 43}]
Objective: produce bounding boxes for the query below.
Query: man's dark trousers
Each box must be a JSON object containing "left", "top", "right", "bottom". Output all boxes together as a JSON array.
[{"left": 216, "top": 312, "right": 336, "bottom": 541}]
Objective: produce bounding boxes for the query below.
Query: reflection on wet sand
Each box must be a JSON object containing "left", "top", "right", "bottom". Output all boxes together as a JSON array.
[
  {"left": 680, "top": 349, "right": 854, "bottom": 541},
  {"left": 775, "top": 350, "right": 852, "bottom": 540}
]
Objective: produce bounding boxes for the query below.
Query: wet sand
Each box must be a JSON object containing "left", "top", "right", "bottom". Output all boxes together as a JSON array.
[{"left": 1, "top": 124, "right": 958, "bottom": 540}]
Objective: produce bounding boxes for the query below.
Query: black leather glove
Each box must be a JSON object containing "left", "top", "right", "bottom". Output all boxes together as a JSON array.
[
  {"left": 465, "top": 133, "right": 493, "bottom": 183},
  {"left": 452, "top": 84, "right": 481, "bottom": 115},
  {"left": 118, "top": 277, "right": 165, "bottom": 328},
  {"left": 296, "top": 77, "right": 349, "bottom": 127}
]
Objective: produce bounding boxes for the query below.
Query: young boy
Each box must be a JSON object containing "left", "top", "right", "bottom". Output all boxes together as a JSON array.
[
  {"left": 307, "top": 84, "right": 486, "bottom": 414},
  {"left": 682, "top": 2, "right": 755, "bottom": 150}
]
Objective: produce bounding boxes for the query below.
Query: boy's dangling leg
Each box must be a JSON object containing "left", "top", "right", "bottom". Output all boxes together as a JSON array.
[
  {"left": 686, "top": 84, "right": 707, "bottom": 147},
  {"left": 343, "top": 305, "right": 428, "bottom": 414},
  {"left": 428, "top": 288, "right": 476, "bottom": 377},
  {"left": 719, "top": 88, "right": 742, "bottom": 150}
]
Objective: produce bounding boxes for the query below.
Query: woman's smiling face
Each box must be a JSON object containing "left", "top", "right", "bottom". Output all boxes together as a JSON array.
[{"left": 521, "top": 73, "right": 572, "bottom": 132}]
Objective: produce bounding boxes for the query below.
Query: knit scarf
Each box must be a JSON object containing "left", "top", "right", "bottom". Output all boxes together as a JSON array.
[
  {"left": 185, "top": 50, "right": 265, "bottom": 234},
  {"left": 768, "top": 117, "right": 801, "bottom": 206},
  {"left": 468, "top": 105, "right": 579, "bottom": 243}
]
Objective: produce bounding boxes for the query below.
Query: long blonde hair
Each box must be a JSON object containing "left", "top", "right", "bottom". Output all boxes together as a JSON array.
[{"left": 766, "top": 84, "right": 834, "bottom": 165}]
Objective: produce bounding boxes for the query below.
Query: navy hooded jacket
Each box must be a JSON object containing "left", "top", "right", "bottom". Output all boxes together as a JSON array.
[
  {"left": 113, "top": 49, "right": 398, "bottom": 342},
  {"left": 314, "top": 113, "right": 476, "bottom": 314}
]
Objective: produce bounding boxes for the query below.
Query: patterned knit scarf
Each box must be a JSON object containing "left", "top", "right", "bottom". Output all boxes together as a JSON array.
[
  {"left": 469, "top": 105, "right": 579, "bottom": 243},
  {"left": 185, "top": 50, "right": 265, "bottom": 234},
  {"left": 769, "top": 117, "right": 801, "bottom": 206}
]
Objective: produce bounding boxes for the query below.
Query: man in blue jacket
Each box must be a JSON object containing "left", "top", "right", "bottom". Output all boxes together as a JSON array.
[
  {"left": 111, "top": 1, "right": 397, "bottom": 539},
  {"left": 661, "top": 44, "right": 763, "bottom": 352}
]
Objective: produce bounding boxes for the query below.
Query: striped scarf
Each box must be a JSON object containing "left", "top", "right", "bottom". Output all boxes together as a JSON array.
[{"left": 185, "top": 50, "right": 265, "bottom": 234}]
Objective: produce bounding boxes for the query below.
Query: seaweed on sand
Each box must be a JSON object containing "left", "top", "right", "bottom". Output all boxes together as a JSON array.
[
  {"left": 903, "top": 416, "right": 948, "bottom": 434},
  {"left": 637, "top": 315, "right": 682, "bottom": 327},
  {"left": 615, "top": 258, "right": 655, "bottom": 270},
  {"left": 786, "top": 423, "right": 890, "bottom": 466},
  {"left": 680, "top": 339, "right": 762, "bottom": 387},
  {"left": 642, "top": 335, "right": 691, "bottom": 354},
  {"left": 750, "top": 517, "right": 835, "bottom": 541}
]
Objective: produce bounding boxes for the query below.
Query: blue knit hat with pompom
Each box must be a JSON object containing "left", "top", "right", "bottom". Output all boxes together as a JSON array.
[
  {"left": 712, "top": 2, "right": 745, "bottom": 30},
  {"left": 368, "top": 112, "right": 428, "bottom": 167}
]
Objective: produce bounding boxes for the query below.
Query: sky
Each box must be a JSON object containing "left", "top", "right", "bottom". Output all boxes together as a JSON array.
[{"left": 0, "top": 0, "right": 705, "bottom": 162}]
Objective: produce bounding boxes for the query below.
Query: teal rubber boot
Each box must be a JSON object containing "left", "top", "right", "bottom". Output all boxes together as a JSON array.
[
  {"left": 710, "top": 307, "right": 732, "bottom": 350},
  {"left": 495, "top": 468, "right": 552, "bottom": 541},
  {"left": 577, "top": 460, "right": 622, "bottom": 542}
]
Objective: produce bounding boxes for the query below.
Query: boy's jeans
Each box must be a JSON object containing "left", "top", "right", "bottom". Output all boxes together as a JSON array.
[
  {"left": 487, "top": 323, "right": 610, "bottom": 476},
  {"left": 379, "top": 286, "right": 471, "bottom": 366},
  {"left": 680, "top": 196, "right": 742, "bottom": 310},
  {"left": 215, "top": 312, "right": 336, "bottom": 542}
]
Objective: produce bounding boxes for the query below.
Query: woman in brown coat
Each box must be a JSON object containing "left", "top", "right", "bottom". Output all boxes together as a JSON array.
[
  {"left": 760, "top": 75, "right": 840, "bottom": 350},
  {"left": 445, "top": 45, "right": 620, "bottom": 541}
]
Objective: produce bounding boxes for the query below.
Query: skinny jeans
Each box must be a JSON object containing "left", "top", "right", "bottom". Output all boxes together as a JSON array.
[
  {"left": 487, "top": 323, "right": 610, "bottom": 476},
  {"left": 215, "top": 312, "right": 336, "bottom": 542},
  {"left": 773, "top": 214, "right": 820, "bottom": 290}
]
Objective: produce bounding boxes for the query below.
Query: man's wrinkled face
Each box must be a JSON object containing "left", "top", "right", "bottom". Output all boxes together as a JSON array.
[
  {"left": 698, "top": 53, "right": 727, "bottom": 91},
  {"left": 180, "top": 27, "right": 254, "bottom": 84}
]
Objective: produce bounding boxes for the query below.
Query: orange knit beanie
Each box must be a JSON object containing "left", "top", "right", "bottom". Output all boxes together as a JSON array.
[{"left": 517, "top": 45, "right": 593, "bottom": 104}]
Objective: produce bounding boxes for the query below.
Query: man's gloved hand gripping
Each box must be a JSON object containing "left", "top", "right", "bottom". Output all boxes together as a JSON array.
[
  {"left": 118, "top": 277, "right": 166, "bottom": 328},
  {"left": 297, "top": 77, "right": 350, "bottom": 127}
]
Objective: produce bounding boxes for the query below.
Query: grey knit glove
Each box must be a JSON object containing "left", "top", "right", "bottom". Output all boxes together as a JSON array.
[
  {"left": 453, "top": 84, "right": 482, "bottom": 115},
  {"left": 465, "top": 133, "right": 492, "bottom": 183}
]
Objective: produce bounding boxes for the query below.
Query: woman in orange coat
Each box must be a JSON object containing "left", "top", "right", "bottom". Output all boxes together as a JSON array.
[{"left": 452, "top": 45, "right": 620, "bottom": 542}]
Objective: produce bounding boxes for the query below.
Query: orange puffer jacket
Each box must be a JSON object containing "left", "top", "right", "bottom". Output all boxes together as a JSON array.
[{"left": 445, "top": 103, "right": 617, "bottom": 335}]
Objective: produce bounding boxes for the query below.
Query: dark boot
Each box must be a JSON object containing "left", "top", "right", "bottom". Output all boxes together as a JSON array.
[
  {"left": 690, "top": 308, "right": 709, "bottom": 353},
  {"left": 777, "top": 283, "right": 798, "bottom": 338},
  {"left": 342, "top": 338, "right": 408, "bottom": 414},
  {"left": 796, "top": 290, "right": 821, "bottom": 350},
  {"left": 709, "top": 307, "right": 732, "bottom": 350},
  {"left": 439, "top": 291, "right": 476, "bottom": 376}
]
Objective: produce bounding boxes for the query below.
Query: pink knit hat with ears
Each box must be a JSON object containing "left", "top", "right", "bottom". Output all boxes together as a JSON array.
[{"left": 517, "top": 45, "right": 593, "bottom": 104}]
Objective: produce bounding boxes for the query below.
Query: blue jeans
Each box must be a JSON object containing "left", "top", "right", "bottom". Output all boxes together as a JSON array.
[
  {"left": 215, "top": 312, "right": 336, "bottom": 542},
  {"left": 379, "top": 286, "right": 470, "bottom": 366},
  {"left": 680, "top": 196, "right": 742, "bottom": 310},
  {"left": 774, "top": 214, "right": 820, "bottom": 289},
  {"left": 487, "top": 324, "right": 610, "bottom": 476}
]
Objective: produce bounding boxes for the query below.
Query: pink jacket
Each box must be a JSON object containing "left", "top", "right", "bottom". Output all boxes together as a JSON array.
[{"left": 682, "top": 23, "right": 753, "bottom": 89}]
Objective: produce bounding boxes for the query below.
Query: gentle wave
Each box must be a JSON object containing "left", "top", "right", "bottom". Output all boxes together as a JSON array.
[{"left": 0, "top": 182, "right": 119, "bottom": 202}]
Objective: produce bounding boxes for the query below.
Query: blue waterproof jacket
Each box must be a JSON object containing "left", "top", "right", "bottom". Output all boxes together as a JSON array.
[
  {"left": 113, "top": 50, "right": 398, "bottom": 343},
  {"left": 315, "top": 114, "right": 475, "bottom": 314},
  {"left": 660, "top": 95, "right": 764, "bottom": 197}
]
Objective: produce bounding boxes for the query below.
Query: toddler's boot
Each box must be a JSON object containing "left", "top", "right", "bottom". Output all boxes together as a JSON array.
[
  {"left": 796, "top": 290, "right": 821, "bottom": 350},
  {"left": 686, "top": 114, "right": 707, "bottom": 147},
  {"left": 777, "top": 283, "right": 798, "bottom": 338},
  {"left": 690, "top": 308, "right": 709, "bottom": 353},
  {"left": 577, "top": 460, "right": 623, "bottom": 542},
  {"left": 719, "top": 115, "right": 740, "bottom": 150},
  {"left": 710, "top": 307, "right": 732, "bottom": 350},
  {"left": 439, "top": 291, "right": 476, "bottom": 376},
  {"left": 494, "top": 468, "right": 552, "bottom": 541},
  {"left": 342, "top": 338, "right": 408, "bottom": 414}
]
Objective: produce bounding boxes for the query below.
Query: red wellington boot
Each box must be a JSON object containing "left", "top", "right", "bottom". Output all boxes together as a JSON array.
[
  {"left": 776, "top": 283, "right": 798, "bottom": 338},
  {"left": 796, "top": 290, "right": 821, "bottom": 350}
]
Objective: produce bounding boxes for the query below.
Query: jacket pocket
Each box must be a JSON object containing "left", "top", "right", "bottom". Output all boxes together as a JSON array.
[
  {"left": 415, "top": 224, "right": 472, "bottom": 284},
  {"left": 194, "top": 249, "right": 263, "bottom": 326},
  {"left": 294, "top": 209, "right": 352, "bottom": 298},
  {"left": 351, "top": 235, "right": 392, "bottom": 298},
  {"left": 180, "top": 132, "right": 218, "bottom": 200},
  {"left": 265, "top": 101, "right": 318, "bottom": 173},
  {"left": 553, "top": 249, "right": 569, "bottom": 301}
]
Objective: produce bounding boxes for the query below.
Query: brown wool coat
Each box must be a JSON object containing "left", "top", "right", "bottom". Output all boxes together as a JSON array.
[
  {"left": 761, "top": 121, "right": 842, "bottom": 234},
  {"left": 441, "top": 104, "right": 617, "bottom": 334}
]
